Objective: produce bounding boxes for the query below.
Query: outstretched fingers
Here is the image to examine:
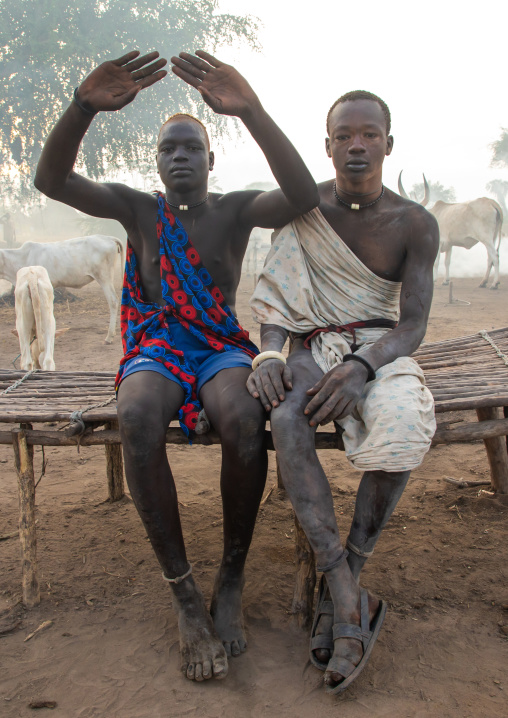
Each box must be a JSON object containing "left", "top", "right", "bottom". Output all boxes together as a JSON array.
[
  {"left": 112, "top": 50, "right": 141, "bottom": 66},
  {"left": 124, "top": 51, "right": 162, "bottom": 72},
  {"left": 131, "top": 58, "right": 168, "bottom": 82},
  {"left": 195, "top": 50, "right": 222, "bottom": 67}
]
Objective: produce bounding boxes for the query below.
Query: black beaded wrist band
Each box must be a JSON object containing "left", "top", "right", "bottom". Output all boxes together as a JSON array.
[
  {"left": 73, "top": 87, "right": 97, "bottom": 116},
  {"left": 342, "top": 353, "right": 376, "bottom": 382}
]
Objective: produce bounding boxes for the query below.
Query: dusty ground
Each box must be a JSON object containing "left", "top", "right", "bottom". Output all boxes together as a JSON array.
[{"left": 1, "top": 275, "right": 507, "bottom": 718}]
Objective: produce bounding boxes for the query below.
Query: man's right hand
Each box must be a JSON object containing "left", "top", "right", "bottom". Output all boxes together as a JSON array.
[
  {"left": 76, "top": 51, "right": 167, "bottom": 113},
  {"left": 246, "top": 359, "right": 293, "bottom": 411}
]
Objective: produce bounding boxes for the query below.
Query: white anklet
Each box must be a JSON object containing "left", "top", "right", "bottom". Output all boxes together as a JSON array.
[
  {"left": 162, "top": 563, "right": 193, "bottom": 584},
  {"left": 346, "top": 539, "right": 374, "bottom": 558}
]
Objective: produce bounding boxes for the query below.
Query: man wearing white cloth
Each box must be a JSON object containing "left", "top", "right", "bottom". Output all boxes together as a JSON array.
[{"left": 248, "top": 91, "right": 439, "bottom": 694}]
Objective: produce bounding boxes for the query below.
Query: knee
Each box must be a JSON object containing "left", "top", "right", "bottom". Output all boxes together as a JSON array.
[
  {"left": 117, "top": 402, "right": 167, "bottom": 461},
  {"left": 269, "top": 400, "right": 310, "bottom": 452},
  {"left": 219, "top": 409, "right": 266, "bottom": 464}
]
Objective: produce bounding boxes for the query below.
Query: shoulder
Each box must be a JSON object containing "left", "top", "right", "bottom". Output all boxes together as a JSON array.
[{"left": 386, "top": 189, "right": 439, "bottom": 245}]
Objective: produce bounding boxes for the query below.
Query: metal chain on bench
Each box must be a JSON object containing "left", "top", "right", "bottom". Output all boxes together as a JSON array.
[
  {"left": 68, "top": 395, "right": 117, "bottom": 436},
  {"left": 1, "top": 368, "right": 38, "bottom": 394},
  {"left": 479, "top": 330, "right": 508, "bottom": 367}
]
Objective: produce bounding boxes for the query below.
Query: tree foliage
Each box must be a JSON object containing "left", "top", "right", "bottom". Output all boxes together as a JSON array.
[
  {"left": 411, "top": 178, "right": 456, "bottom": 207},
  {"left": 490, "top": 129, "right": 508, "bottom": 168},
  {"left": 0, "top": 0, "right": 259, "bottom": 206}
]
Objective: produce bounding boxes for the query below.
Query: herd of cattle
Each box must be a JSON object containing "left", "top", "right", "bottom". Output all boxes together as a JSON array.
[
  {"left": 0, "top": 235, "right": 124, "bottom": 371},
  {"left": 0, "top": 183, "right": 504, "bottom": 372}
]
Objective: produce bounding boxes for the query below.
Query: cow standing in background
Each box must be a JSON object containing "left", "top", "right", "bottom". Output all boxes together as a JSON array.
[
  {"left": 0, "top": 235, "right": 124, "bottom": 342},
  {"left": 13, "top": 266, "right": 68, "bottom": 371},
  {"left": 398, "top": 172, "right": 504, "bottom": 289}
]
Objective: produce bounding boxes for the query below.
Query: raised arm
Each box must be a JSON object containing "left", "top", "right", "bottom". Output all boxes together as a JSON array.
[
  {"left": 34, "top": 51, "right": 167, "bottom": 223},
  {"left": 171, "top": 51, "right": 319, "bottom": 228}
]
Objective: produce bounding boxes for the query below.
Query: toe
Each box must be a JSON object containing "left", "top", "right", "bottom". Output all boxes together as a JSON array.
[
  {"left": 202, "top": 659, "right": 212, "bottom": 680},
  {"left": 238, "top": 638, "right": 247, "bottom": 653},
  {"left": 212, "top": 655, "right": 228, "bottom": 680},
  {"left": 230, "top": 640, "right": 241, "bottom": 657},
  {"left": 195, "top": 663, "right": 203, "bottom": 682},
  {"left": 186, "top": 663, "right": 195, "bottom": 681},
  {"left": 314, "top": 647, "right": 331, "bottom": 663},
  {"left": 223, "top": 641, "right": 232, "bottom": 658}
]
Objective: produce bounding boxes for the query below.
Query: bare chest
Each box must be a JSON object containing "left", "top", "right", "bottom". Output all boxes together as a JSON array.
[
  {"left": 319, "top": 205, "right": 408, "bottom": 282},
  {"left": 128, "top": 206, "right": 248, "bottom": 307}
]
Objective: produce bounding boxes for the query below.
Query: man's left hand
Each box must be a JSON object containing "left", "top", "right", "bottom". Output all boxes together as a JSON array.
[
  {"left": 171, "top": 51, "right": 260, "bottom": 118},
  {"left": 304, "top": 361, "right": 369, "bottom": 426}
]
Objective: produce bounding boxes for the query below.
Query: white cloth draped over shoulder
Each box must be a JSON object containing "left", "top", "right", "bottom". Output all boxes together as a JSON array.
[{"left": 250, "top": 208, "right": 436, "bottom": 472}]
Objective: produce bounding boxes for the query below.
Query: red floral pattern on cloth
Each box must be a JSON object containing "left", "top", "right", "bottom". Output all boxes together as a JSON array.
[{"left": 116, "top": 192, "right": 258, "bottom": 437}]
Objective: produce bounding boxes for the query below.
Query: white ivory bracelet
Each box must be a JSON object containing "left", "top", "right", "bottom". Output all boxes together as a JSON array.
[{"left": 251, "top": 351, "right": 287, "bottom": 371}]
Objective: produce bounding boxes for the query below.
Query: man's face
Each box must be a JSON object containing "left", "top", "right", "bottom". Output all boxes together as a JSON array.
[
  {"left": 325, "top": 100, "right": 393, "bottom": 183},
  {"left": 156, "top": 120, "right": 214, "bottom": 193}
]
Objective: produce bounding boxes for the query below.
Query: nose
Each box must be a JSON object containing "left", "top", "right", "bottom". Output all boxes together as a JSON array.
[
  {"left": 173, "top": 146, "right": 188, "bottom": 161},
  {"left": 349, "top": 134, "right": 366, "bottom": 153}
]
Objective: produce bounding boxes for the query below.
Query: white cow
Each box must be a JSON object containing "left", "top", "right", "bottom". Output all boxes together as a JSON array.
[
  {"left": 431, "top": 198, "right": 503, "bottom": 289},
  {"left": 398, "top": 172, "right": 504, "bottom": 289},
  {"left": 13, "top": 266, "right": 68, "bottom": 371},
  {"left": 0, "top": 235, "right": 124, "bottom": 342}
]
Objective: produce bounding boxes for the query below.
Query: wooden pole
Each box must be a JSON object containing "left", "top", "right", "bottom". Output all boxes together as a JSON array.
[
  {"left": 104, "top": 421, "right": 124, "bottom": 502},
  {"left": 291, "top": 513, "right": 316, "bottom": 629},
  {"left": 12, "top": 427, "right": 40, "bottom": 607},
  {"left": 476, "top": 407, "right": 508, "bottom": 494}
]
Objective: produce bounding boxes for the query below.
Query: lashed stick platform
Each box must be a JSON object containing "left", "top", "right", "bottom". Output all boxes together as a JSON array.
[{"left": 2, "top": 327, "right": 508, "bottom": 614}]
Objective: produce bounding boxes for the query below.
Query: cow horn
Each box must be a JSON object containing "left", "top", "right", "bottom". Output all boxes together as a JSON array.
[
  {"left": 398, "top": 170, "right": 409, "bottom": 199},
  {"left": 420, "top": 174, "right": 430, "bottom": 207}
]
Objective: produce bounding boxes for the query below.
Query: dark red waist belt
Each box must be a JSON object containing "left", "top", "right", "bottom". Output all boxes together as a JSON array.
[{"left": 302, "top": 319, "right": 398, "bottom": 352}]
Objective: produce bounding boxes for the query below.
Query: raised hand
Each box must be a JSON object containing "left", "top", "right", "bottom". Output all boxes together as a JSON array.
[
  {"left": 171, "top": 51, "right": 260, "bottom": 118},
  {"left": 76, "top": 51, "right": 167, "bottom": 113}
]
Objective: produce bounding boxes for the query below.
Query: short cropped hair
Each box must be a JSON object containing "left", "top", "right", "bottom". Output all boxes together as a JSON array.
[
  {"left": 326, "top": 91, "right": 391, "bottom": 135},
  {"left": 159, "top": 113, "right": 210, "bottom": 148}
]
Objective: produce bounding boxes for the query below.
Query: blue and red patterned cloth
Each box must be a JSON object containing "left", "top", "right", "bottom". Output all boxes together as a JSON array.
[{"left": 116, "top": 192, "right": 259, "bottom": 437}]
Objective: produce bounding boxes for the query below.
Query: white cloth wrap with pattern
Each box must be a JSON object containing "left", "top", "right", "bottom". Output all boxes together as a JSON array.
[{"left": 250, "top": 208, "right": 436, "bottom": 472}]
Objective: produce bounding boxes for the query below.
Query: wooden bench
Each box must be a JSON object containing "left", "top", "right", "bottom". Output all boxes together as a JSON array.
[{"left": 2, "top": 327, "right": 508, "bottom": 617}]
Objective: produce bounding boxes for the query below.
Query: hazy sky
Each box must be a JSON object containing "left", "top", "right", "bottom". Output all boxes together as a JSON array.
[{"left": 208, "top": 0, "right": 507, "bottom": 204}]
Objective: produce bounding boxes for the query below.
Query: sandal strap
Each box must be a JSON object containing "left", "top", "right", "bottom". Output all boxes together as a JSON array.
[
  {"left": 318, "top": 600, "right": 334, "bottom": 616},
  {"left": 317, "top": 549, "right": 349, "bottom": 573},
  {"left": 310, "top": 634, "right": 334, "bottom": 651}
]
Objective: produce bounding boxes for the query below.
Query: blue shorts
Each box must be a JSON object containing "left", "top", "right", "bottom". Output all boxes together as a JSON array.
[{"left": 119, "top": 318, "right": 253, "bottom": 397}]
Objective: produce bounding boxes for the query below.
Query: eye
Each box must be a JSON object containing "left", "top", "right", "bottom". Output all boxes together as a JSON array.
[{"left": 336, "top": 135, "right": 349, "bottom": 141}]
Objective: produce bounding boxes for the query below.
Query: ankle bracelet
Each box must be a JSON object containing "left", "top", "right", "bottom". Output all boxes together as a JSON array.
[
  {"left": 162, "top": 563, "right": 193, "bottom": 584},
  {"left": 346, "top": 539, "right": 374, "bottom": 558},
  {"left": 317, "top": 550, "right": 349, "bottom": 573}
]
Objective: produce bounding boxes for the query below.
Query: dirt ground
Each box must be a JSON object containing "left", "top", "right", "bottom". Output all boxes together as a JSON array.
[{"left": 1, "top": 274, "right": 507, "bottom": 718}]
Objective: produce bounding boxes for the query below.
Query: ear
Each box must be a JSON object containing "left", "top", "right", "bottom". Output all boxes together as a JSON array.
[
  {"left": 55, "top": 327, "right": 70, "bottom": 338},
  {"left": 209, "top": 151, "right": 215, "bottom": 171},
  {"left": 11, "top": 328, "right": 18, "bottom": 337},
  {"left": 325, "top": 137, "right": 331, "bottom": 158},
  {"left": 386, "top": 135, "right": 394, "bottom": 157}
]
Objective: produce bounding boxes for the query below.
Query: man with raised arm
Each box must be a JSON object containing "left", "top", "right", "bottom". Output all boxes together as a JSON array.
[
  {"left": 248, "top": 91, "right": 438, "bottom": 694},
  {"left": 35, "top": 50, "right": 319, "bottom": 683}
]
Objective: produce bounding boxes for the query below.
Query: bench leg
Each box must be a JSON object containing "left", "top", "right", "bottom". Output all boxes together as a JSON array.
[
  {"left": 477, "top": 407, "right": 508, "bottom": 494},
  {"left": 291, "top": 513, "right": 316, "bottom": 629},
  {"left": 104, "top": 421, "right": 124, "bottom": 502},
  {"left": 12, "top": 427, "right": 40, "bottom": 608}
]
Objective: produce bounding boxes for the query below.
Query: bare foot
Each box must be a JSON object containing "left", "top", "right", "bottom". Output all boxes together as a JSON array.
[
  {"left": 324, "top": 566, "right": 380, "bottom": 690},
  {"left": 171, "top": 578, "right": 228, "bottom": 682},
  {"left": 210, "top": 570, "right": 247, "bottom": 658}
]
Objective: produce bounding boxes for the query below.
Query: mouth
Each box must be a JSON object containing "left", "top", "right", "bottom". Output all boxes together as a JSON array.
[
  {"left": 171, "top": 167, "right": 192, "bottom": 175},
  {"left": 346, "top": 160, "right": 368, "bottom": 171}
]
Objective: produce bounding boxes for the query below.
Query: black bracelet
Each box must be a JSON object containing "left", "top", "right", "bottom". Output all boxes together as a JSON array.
[
  {"left": 342, "top": 353, "right": 376, "bottom": 382},
  {"left": 73, "top": 87, "right": 97, "bottom": 116}
]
